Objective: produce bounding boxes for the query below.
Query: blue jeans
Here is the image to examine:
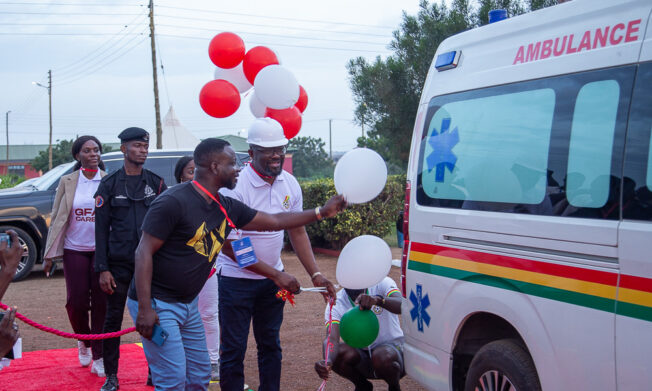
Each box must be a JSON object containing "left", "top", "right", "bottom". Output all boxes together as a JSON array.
[
  {"left": 218, "top": 275, "right": 285, "bottom": 391},
  {"left": 127, "top": 297, "right": 210, "bottom": 391}
]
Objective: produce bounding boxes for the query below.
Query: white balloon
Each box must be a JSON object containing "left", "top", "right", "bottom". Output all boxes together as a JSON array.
[
  {"left": 214, "top": 63, "right": 252, "bottom": 93},
  {"left": 253, "top": 65, "right": 299, "bottom": 110},
  {"left": 336, "top": 235, "right": 392, "bottom": 289},
  {"left": 249, "top": 92, "right": 266, "bottom": 118},
  {"left": 334, "top": 148, "right": 388, "bottom": 204}
]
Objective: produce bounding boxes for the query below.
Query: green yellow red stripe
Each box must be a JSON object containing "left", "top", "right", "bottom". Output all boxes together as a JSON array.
[
  {"left": 387, "top": 289, "right": 401, "bottom": 296},
  {"left": 408, "top": 242, "right": 652, "bottom": 322}
]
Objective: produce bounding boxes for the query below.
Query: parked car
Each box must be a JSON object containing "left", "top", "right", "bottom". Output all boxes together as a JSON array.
[{"left": 0, "top": 148, "right": 249, "bottom": 281}]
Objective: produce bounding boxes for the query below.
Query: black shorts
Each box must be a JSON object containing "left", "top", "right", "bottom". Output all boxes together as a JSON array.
[{"left": 354, "top": 338, "right": 405, "bottom": 379}]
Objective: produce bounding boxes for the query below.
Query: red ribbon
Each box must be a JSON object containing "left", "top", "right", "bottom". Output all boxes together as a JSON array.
[
  {"left": 317, "top": 298, "right": 335, "bottom": 391},
  {"left": 81, "top": 167, "right": 98, "bottom": 173},
  {"left": 275, "top": 289, "right": 296, "bottom": 306}
]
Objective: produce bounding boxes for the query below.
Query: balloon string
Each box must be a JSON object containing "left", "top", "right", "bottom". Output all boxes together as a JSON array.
[
  {"left": 0, "top": 302, "right": 135, "bottom": 340},
  {"left": 317, "top": 298, "right": 335, "bottom": 391}
]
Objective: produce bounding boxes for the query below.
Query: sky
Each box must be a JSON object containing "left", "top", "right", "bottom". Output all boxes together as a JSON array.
[{"left": 0, "top": 0, "right": 425, "bottom": 152}]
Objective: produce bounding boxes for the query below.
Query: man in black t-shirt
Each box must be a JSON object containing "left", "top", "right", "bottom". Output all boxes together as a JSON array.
[{"left": 128, "top": 138, "right": 346, "bottom": 390}]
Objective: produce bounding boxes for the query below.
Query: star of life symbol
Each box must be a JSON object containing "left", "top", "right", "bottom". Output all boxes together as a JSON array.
[
  {"left": 426, "top": 117, "right": 459, "bottom": 183},
  {"left": 409, "top": 284, "right": 431, "bottom": 332},
  {"left": 144, "top": 184, "right": 155, "bottom": 198}
]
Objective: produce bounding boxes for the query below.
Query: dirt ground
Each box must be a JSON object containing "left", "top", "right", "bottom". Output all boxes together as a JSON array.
[{"left": 2, "top": 249, "right": 426, "bottom": 391}]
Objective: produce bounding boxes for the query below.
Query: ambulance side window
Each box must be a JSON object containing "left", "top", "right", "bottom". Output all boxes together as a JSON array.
[
  {"left": 417, "top": 65, "right": 635, "bottom": 219},
  {"left": 623, "top": 61, "right": 652, "bottom": 221}
]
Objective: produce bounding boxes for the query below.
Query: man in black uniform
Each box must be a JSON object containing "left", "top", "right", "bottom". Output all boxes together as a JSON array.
[{"left": 94, "top": 127, "right": 166, "bottom": 391}]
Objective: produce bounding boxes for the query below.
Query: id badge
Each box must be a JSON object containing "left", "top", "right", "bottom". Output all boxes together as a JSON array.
[{"left": 232, "top": 236, "right": 258, "bottom": 268}]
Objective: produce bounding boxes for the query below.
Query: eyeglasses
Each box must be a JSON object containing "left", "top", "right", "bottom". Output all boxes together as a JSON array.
[{"left": 252, "top": 146, "right": 287, "bottom": 156}]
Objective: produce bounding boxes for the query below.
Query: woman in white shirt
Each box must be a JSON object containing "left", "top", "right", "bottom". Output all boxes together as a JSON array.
[{"left": 43, "top": 135, "right": 108, "bottom": 377}]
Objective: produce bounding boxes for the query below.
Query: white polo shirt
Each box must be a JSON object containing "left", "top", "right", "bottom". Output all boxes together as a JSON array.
[
  {"left": 326, "top": 277, "right": 404, "bottom": 350},
  {"left": 64, "top": 169, "right": 102, "bottom": 252},
  {"left": 216, "top": 165, "right": 303, "bottom": 279}
]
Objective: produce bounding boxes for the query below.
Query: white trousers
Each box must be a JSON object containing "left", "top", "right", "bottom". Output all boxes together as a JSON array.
[{"left": 197, "top": 272, "right": 220, "bottom": 364}]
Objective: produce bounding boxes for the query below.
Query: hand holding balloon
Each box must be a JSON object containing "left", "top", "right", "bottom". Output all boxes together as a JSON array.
[{"left": 320, "top": 194, "right": 347, "bottom": 219}]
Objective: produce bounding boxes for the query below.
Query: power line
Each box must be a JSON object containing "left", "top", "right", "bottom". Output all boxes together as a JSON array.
[
  {"left": 54, "top": 12, "right": 147, "bottom": 73},
  {"left": 56, "top": 36, "right": 148, "bottom": 86},
  {"left": 155, "top": 13, "right": 391, "bottom": 38},
  {"left": 0, "top": 32, "right": 143, "bottom": 36},
  {"left": 157, "top": 24, "right": 388, "bottom": 46},
  {"left": 0, "top": 11, "right": 142, "bottom": 15},
  {"left": 155, "top": 4, "right": 395, "bottom": 30},
  {"left": 157, "top": 34, "right": 391, "bottom": 54},
  {"left": 0, "top": 2, "right": 142, "bottom": 5}
]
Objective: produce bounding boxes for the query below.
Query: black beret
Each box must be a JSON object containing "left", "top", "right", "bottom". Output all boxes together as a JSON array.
[{"left": 118, "top": 127, "right": 150, "bottom": 143}]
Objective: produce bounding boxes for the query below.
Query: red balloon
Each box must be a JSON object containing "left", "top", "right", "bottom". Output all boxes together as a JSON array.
[
  {"left": 199, "top": 80, "right": 241, "bottom": 118},
  {"left": 295, "top": 85, "right": 308, "bottom": 113},
  {"left": 265, "top": 106, "right": 302, "bottom": 139},
  {"left": 209, "top": 32, "right": 245, "bottom": 69},
  {"left": 243, "top": 46, "right": 279, "bottom": 84}
]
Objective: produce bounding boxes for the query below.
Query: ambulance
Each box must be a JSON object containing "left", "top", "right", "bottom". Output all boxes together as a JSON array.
[{"left": 400, "top": 0, "right": 652, "bottom": 390}]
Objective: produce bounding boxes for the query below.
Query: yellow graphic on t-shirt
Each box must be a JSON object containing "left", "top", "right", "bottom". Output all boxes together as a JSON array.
[{"left": 186, "top": 219, "right": 227, "bottom": 262}]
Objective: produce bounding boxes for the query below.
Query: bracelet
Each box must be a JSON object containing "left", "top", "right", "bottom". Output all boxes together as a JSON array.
[
  {"left": 375, "top": 295, "right": 386, "bottom": 307},
  {"left": 311, "top": 271, "right": 322, "bottom": 280},
  {"left": 314, "top": 206, "right": 323, "bottom": 221}
]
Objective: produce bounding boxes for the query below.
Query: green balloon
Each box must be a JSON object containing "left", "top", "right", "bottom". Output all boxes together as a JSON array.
[{"left": 339, "top": 306, "right": 379, "bottom": 348}]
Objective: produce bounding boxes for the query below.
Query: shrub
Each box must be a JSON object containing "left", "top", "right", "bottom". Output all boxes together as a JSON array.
[
  {"left": 0, "top": 175, "right": 25, "bottom": 189},
  {"left": 300, "top": 174, "right": 406, "bottom": 249}
]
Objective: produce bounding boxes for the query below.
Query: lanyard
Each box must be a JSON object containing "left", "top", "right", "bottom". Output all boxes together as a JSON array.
[{"left": 192, "top": 180, "right": 236, "bottom": 229}]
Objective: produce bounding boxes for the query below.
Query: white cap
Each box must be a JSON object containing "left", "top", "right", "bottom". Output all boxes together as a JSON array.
[{"left": 247, "top": 118, "right": 288, "bottom": 148}]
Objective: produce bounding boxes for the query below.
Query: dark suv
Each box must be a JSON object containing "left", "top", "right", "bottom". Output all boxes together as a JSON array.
[{"left": 0, "top": 149, "right": 249, "bottom": 281}]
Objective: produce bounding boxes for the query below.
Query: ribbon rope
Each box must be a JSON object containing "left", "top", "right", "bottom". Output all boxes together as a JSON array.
[
  {"left": 275, "top": 289, "right": 296, "bottom": 306},
  {"left": 0, "top": 302, "right": 135, "bottom": 340},
  {"left": 317, "top": 298, "right": 335, "bottom": 391}
]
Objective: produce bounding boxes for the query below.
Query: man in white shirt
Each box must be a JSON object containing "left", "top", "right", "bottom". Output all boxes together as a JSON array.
[
  {"left": 216, "top": 118, "right": 336, "bottom": 391},
  {"left": 315, "top": 277, "right": 405, "bottom": 391}
]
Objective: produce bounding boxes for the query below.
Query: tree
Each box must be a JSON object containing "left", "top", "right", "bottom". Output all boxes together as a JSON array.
[
  {"left": 31, "top": 139, "right": 114, "bottom": 173},
  {"left": 348, "top": 0, "right": 558, "bottom": 170},
  {"left": 288, "top": 136, "right": 333, "bottom": 179}
]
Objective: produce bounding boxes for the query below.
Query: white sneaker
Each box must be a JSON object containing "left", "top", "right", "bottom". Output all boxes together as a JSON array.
[
  {"left": 91, "top": 358, "right": 105, "bottom": 377},
  {"left": 77, "top": 341, "right": 92, "bottom": 367}
]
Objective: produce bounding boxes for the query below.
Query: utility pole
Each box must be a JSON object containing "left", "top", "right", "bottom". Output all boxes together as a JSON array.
[
  {"left": 32, "top": 71, "right": 53, "bottom": 169},
  {"left": 5, "top": 110, "right": 10, "bottom": 162},
  {"left": 149, "top": 0, "right": 162, "bottom": 149},
  {"left": 48, "top": 69, "right": 53, "bottom": 170},
  {"left": 329, "top": 119, "right": 332, "bottom": 159}
]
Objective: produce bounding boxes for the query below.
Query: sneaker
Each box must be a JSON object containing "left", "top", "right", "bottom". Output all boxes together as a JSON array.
[
  {"left": 210, "top": 363, "right": 220, "bottom": 381},
  {"left": 91, "top": 358, "right": 105, "bottom": 377},
  {"left": 77, "top": 341, "right": 92, "bottom": 367},
  {"left": 100, "top": 374, "right": 119, "bottom": 391}
]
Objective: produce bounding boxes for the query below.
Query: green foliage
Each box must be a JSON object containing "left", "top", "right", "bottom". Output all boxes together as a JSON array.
[
  {"left": 301, "top": 175, "right": 406, "bottom": 250},
  {"left": 348, "top": 0, "right": 559, "bottom": 170},
  {"left": 30, "top": 139, "right": 115, "bottom": 173},
  {"left": 288, "top": 136, "right": 333, "bottom": 179},
  {"left": 0, "top": 175, "right": 25, "bottom": 189}
]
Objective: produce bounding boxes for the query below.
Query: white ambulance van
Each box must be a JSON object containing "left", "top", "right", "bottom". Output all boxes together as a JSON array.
[{"left": 401, "top": 0, "right": 652, "bottom": 390}]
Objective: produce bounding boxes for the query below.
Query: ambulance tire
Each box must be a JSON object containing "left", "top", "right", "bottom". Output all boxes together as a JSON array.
[{"left": 464, "top": 339, "right": 541, "bottom": 391}]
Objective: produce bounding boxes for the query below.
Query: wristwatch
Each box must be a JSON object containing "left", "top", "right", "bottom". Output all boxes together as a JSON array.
[{"left": 375, "top": 295, "right": 386, "bottom": 307}]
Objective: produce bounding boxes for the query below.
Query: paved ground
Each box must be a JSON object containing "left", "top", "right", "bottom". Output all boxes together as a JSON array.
[{"left": 2, "top": 249, "right": 427, "bottom": 391}]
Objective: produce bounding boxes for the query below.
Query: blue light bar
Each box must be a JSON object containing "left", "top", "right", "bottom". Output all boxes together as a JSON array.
[
  {"left": 489, "top": 9, "right": 508, "bottom": 23},
  {"left": 435, "top": 51, "right": 461, "bottom": 71}
]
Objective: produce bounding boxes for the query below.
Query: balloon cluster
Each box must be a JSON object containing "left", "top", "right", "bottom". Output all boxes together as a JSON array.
[{"left": 199, "top": 32, "right": 308, "bottom": 139}]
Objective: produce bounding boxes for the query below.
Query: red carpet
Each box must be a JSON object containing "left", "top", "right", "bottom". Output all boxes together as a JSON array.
[{"left": 0, "top": 344, "right": 151, "bottom": 391}]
